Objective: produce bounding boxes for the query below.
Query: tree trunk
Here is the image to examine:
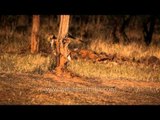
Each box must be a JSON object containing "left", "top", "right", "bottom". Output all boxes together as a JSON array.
[
  {"left": 31, "top": 15, "right": 40, "bottom": 54},
  {"left": 143, "top": 16, "right": 156, "bottom": 46},
  {"left": 55, "top": 15, "right": 70, "bottom": 74},
  {"left": 119, "top": 15, "right": 132, "bottom": 44},
  {"left": 112, "top": 17, "right": 119, "bottom": 43}
]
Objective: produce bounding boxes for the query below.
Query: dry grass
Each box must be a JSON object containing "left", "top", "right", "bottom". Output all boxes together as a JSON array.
[
  {"left": 68, "top": 60, "right": 160, "bottom": 82},
  {"left": 89, "top": 38, "right": 160, "bottom": 60},
  {"left": 0, "top": 16, "right": 160, "bottom": 82},
  {"left": 0, "top": 53, "right": 53, "bottom": 74},
  {"left": 1, "top": 16, "right": 160, "bottom": 105},
  {"left": 1, "top": 52, "right": 160, "bottom": 83},
  {"left": 1, "top": 16, "right": 160, "bottom": 60}
]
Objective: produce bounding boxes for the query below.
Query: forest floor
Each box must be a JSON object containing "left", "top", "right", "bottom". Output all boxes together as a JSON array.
[{"left": 0, "top": 71, "right": 160, "bottom": 105}]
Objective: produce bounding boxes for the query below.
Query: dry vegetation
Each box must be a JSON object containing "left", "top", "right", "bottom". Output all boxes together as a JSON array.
[
  {"left": 0, "top": 53, "right": 52, "bottom": 74},
  {"left": 0, "top": 15, "right": 160, "bottom": 104},
  {"left": 89, "top": 38, "right": 160, "bottom": 60},
  {"left": 68, "top": 60, "right": 160, "bottom": 82}
]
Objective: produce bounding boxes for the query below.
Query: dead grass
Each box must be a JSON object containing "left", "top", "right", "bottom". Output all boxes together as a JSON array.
[
  {"left": 89, "top": 38, "right": 160, "bottom": 60},
  {"left": 0, "top": 16, "right": 160, "bottom": 82},
  {"left": 1, "top": 52, "right": 160, "bottom": 82},
  {"left": 0, "top": 16, "right": 160, "bottom": 105},
  {"left": 1, "top": 16, "right": 160, "bottom": 61},
  {"left": 68, "top": 60, "right": 160, "bottom": 82},
  {"left": 0, "top": 53, "right": 53, "bottom": 74}
]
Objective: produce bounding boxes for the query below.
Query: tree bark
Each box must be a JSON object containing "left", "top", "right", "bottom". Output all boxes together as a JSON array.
[
  {"left": 112, "top": 17, "right": 119, "bottom": 43},
  {"left": 119, "top": 15, "right": 132, "bottom": 44},
  {"left": 31, "top": 15, "right": 40, "bottom": 54},
  {"left": 143, "top": 16, "right": 156, "bottom": 46},
  {"left": 55, "top": 15, "right": 70, "bottom": 74}
]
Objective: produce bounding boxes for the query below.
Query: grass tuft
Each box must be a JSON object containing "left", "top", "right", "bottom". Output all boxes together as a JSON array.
[
  {"left": 0, "top": 53, "right": 54, "bottom": 74},
  {"left": 89, "top": 39, "right": 160, "bottom": 60},
  {"left": 68, "top": 60, "right": 160, "bottom": 82}
]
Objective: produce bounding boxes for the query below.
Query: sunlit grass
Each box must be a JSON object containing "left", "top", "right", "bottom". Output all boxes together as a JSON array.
[
  {"left": 1, "top": 53, "right": 160, "bottom": 82},
  {"left": 0, "top": 53, "right": 54, "bottom": 74},
  {"left": 89, "top": 38, "right": 160, "bottom": 60},
  {"left": 68, "top": 60, "right": 160, "bottom": 82},
  {"left": 0, "top": 19, "right": 160, "bottom": 82}
]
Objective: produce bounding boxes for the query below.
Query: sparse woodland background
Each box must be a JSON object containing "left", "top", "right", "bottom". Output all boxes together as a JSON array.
[
  {"left": 1, "top": 15, "right": 160, "bottom": 105},
  {"left": 0, "top": 15, "right": 160, "bottom": 80},
  {"left": 0, "top": 15, "right": 160, "bottom": 54}
]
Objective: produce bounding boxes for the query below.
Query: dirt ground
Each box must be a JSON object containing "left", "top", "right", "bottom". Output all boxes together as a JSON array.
[{"left": 0, "top": 72, "right": 160, "bottom": 105}]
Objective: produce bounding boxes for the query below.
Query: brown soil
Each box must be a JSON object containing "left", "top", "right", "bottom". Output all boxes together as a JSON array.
[{"left": 0, "top": 72, "right": 160, "bottom": 105}]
